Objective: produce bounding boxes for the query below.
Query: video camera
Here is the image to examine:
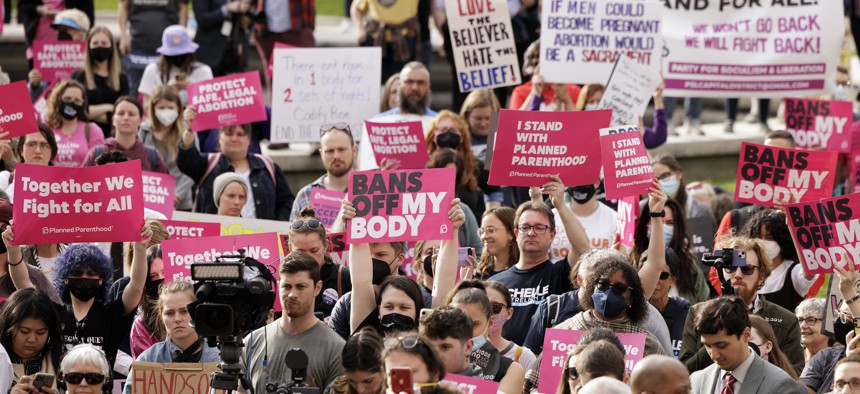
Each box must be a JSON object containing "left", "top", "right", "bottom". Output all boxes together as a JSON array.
[
  {"left": 701, "top": 248, "right": 748, "bottom": 296},
  {"left": 264, "top": 348, "right": 320, "bottom": 394},
  {"left": 188, "top": 249, "right": 276, "bottom": 392}
]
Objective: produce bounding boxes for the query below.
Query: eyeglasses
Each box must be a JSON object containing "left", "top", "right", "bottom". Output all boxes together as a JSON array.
[
  {"left": 597, "top": 280, "right": 630, "bottom": 294},
  {"left": 64, "top": 372, "right": 106, "bottom": 385},
  {"left": 291, "top": 218, "right": 322, "bottom": 231},
  {"left": 517, "top": 224, "right": 549, "bottom": 235},
  {"left": 477, "top": 226, "right": 499, "bottom": 237},
  {"left": 833, "top": 378, "right": 860, "bottom": 392},
  {"left": 491, "top": 302, "right": 507, "bottom": 314},
  {"left": 384, "top": 335, "right": 421, "bottom": 349},
  {"left": 659, "top": 272, "right": 672, "bottom": 280},
  {"left": 320, "top": 123, "right": 352, "bottom": 138},
  {"left": 24, "top": 141, "right": 51, "bottom": 151},
  {"left": 722, "top": 265, "right": 759, "bottom": 276},
  {"left": 797, "top": 316, "right": 823, "bottom": 326}
]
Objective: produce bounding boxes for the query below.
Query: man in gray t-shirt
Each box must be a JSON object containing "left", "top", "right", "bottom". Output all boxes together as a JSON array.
[{"left": 241, "top": 251, "right": 345, "bottom": 392}]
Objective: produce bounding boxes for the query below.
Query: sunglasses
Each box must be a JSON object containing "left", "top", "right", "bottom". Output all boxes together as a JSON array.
[
  {"left": 320, "top": 123, "right": 352, "bottom": 137},
  {"left": 384, "top": 335, "right": 421, "bottom": 349},
  {"left": 659, "top": 272, "right": 671, "bottom": 280},
  {"left": 64, "top": 372, "right": 106, "bottom": 385},
  {"left": 722, "top": 265, "right": 759, "bottom": 276},
  {"left": 564, "top": 365, "right": 579, "bottom": 381},
  {"left": 597, "top": 280, "right": 630, "bottom": 294},
  {"left": 491, "top": 302, "right": 507, "bottom": 314},
  {"left": 291, "top": 218, "right": 322, "bottom": 231}
]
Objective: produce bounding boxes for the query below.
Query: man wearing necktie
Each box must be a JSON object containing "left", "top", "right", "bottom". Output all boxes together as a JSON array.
[{"left": 689, "top": 297, "right": 804, "bottom": 394}]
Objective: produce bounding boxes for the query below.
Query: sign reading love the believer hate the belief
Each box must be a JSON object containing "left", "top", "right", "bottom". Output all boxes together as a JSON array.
[
  {"left": 364, "top": 120, "right": 429, "bottom": 169},
  {"left": 784, "top": 98, "right": 853, "bottom": 152},
  {"left": 188, "top": 71, "right": 266, "bottom": 131},
  {"left": 489, "top": 109, "right": 609, "bottom": 187},
  {"left": 0, "top": 81, "right": 39, "bottom": 138},
  {"left": 161, "top": 232, "right": 281, "bottom": 283},
  {"left": 599, "top": 124, "right": 653, "bottom": 199},
  {"left": 347, "top": 168, "right": 455, "bottom": 243},
  {"left": 734, "top": 142, "right": 837, "bottom": 207},
  {"left": 12, "top": 161, "right": 144, "bottom": 244},
  {"left": 786, "top": 193, "right": 860, "bottom": 275}
]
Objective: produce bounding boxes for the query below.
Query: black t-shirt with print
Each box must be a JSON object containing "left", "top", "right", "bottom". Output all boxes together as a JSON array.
[
  {"left": 660, "top": 296, "right": 691, "bottom": 358},
  {"left": 61, "top": 298, "right": 134, "bottom": 370}
]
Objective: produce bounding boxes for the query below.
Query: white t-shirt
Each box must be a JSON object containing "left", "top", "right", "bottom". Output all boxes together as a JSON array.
[
  {"left": 501, "top": 342, "right": 536, "bottom": 372},
  {"left": 0, "top": 171, "right": 14, "bottom": 203},
  {"left": 760, "top": 259, "right": 817, "bottom": 298},
  {"left": 550, "top": 203, "right": 617, "bottom": 261},
  {"left": 237, "top": 170, "right": 257, "bottom": 219},
  {"left": 138, "top": 62, "right": 214, "bottom": 101}
]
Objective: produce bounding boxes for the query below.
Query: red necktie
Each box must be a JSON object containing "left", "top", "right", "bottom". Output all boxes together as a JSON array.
[{"left": 721, "top": 373, "right": 737, "bottom": 394}]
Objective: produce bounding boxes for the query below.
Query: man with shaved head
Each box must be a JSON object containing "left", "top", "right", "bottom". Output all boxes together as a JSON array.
[{"left": 630, "top": 355, "right": 691, "bottom": 394}]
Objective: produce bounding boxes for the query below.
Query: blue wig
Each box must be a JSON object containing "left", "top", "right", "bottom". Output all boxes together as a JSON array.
[{"left": 53, "top": 244, "right": 114, "bottom": 304}]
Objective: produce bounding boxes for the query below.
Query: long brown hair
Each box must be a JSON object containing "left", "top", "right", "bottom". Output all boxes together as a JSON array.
[
  {"left": 475, "top": 207, "right": 518, "bottom": 278},
  {"left": 150, "top": 280, "right": 196, "bottom": 343},
  {"left": 45, "top": 79, "right": 89, "bottom": 128},
  {"left": 425, "top": 110, "right": 479, "bottom": 191},
  {"left": 83, "top": 26, "right": 122, "bottom": 91},
  {"left": 146, "top": 85, "right": 183, "bottom": 164}
]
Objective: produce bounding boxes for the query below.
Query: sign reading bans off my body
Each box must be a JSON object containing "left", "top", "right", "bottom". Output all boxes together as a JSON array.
[
  {"left": 734, "top": 142, "right": 837, "bottom": 207},
  {"left": 786, "top": 193, "right": 860, "bottom": 274}
]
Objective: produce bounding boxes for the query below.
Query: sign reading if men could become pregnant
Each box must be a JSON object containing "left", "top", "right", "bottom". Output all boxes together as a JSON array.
[{"left": 271, "top": 47, "right": 381, "bottom": 143}]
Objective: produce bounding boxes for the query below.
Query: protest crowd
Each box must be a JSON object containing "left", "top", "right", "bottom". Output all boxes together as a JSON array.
[{"left": 0, "top": 0, "right": 860, "bottom": 393}]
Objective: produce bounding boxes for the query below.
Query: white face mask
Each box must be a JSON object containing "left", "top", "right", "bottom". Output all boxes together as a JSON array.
[
  {"left": 155, "top": 108, "right": 179, "bottom": 126},
  {"left": 761, "top": 239, "right": 780, "bottom": 260}
]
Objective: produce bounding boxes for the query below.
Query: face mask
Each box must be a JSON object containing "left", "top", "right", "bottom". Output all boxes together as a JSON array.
[
  {"left": 569, "top": 185, "right": 596, "bottom": 204},
  {"left": 146, "top": 278, "right": 164, "bottom": 299},
  {"left": 155, "top": 109, "right": 179, "bottom": 126},
  {"left": 660, "top": 175, "right": 681, "bottom": 198},
  {"left": 380, "top": 313, "right": 415, "bottom": 334},
  {"left": 436, "top": 131, "right": 462, "bottom": 149},
  {"left": 834, "top": 316, "right": 853, "bottom": 346},
  {"left": 489, "top": 313, "right": 506, "bottom": 337},
  {"left": 90, "top": 47, "right": 112, "bottom": 62},
  {"left": 422, "top": 254, "right": 434, "bottom": 278},
  {"left": 66, "top": 277, "right": 101, "bottom": 302},
  {"left": 472, "top": 334, "right": 487, "bottom": 350},
  {"left": 591, "top": 287, "right": 628, "bottom": 319},
  {"left": 584, "top": 104, "right": 599, "bottom": 111},
  {"left": 647, "top": 225, "right": 674, "bottom": 242},
  {"left": 371, "top": 258, "right": 392, "bottom": 285},
  {"left": 761, "top": 239, "right": 780, "bottom": 260},
  {"left": 60, "top": 102, "right": 82, "bottom": 120}
]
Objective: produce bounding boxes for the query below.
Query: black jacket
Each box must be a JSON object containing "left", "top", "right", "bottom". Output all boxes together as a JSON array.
[
  {"left": 192, "top": 0, "right": 250, "bottom": 72},
  {"left": 18, "top": 0, "right": 94, "bottom": 44}
]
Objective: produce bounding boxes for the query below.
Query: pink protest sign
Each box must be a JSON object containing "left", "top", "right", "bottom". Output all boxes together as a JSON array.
[
  {"left": 161, "top": 219, "right": 220, "bottom": 240},
  {"left": 489, "top": 109, "right": 609, "bottom": 187},
  {"left": 32, "top": 41, "right": 86, "bottom": 81},
  {"left": 784, "top": 98, "right": 854, "bottom": 152},
  {"left": 142, "top": 171, "right": 175, "bottom": 219},
  {"left": 13, "top": 161, "right": 144, "bottom": 244},
  {"left": 851, "top": 126, "right": 860, "bottom": 194},
  {"left": 0, "top": 81, "right": 40, "bottom": 138},
  {"left": 188, "top": 71, "right": 266, "bottom": 131},
  {"left": 267, "top": 42, "right": 295, "bottom": 77},
  {"left": 162, "top": 232, "right": 281, "bottom": 283},
  {"left": 280, "top": 232, "right": 349, "bottom": 267},
  {"left": 616, "top": 332, "right": 646, "bottom": 373},
  {"left": 616, "top": 195, "right": 638, "bottom": 248},
  {"left": 441, "top": 374, "right": 500, "bottom": 394},
  {"left": 785, "top": 193, "right": 860, "bottom": 274},
  {"left": 735, "top": 142, "right": 837, "bottom": 207},
  {"left": 599, "top": 125, "right": 653, "bottom": 199},
  {"left": 347, "top": 168, "right": 456, "bottom": 244},
  {"left": 538, "top": 328, "right": 584, "bottom": 394},
  {"left": 310, "top": 187, "right": 347, "bottom": 230},
  {"left": 364, "top": 120, "right": 429, "bottom": 169}
]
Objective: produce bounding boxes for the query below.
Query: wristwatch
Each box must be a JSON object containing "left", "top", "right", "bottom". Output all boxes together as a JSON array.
[
  {"left": 846, "top": 293, "right": 860, "bottom": 305},
  {"left": 649, "top": 210, "right": 665, "bottom": 218}
]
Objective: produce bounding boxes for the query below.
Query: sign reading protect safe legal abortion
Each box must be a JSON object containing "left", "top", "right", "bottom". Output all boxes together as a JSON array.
[
  {"left": 489, "top": 109, "right": 609, "bottom": 187},
  {"left": 12, "top": 161, "right": 144, "bottom": 244},
  {"left": 0, "top": 81, "right": 39, "bottom": 138},
  {"left": 599, "top": 125, "right": 653, "bottom": 199},
  {"left": 347, "top": 168, "right": 455, "bottom": 243},
  {"left": 142, "top": 171, "right": 175, "bottom": 219},
  {"left": 161, "top": 232, "right": 281, "bottom": 283},
  {"left": 444, "top": 0, "right": 520, "bottom": 92},
  {"left": 188, "top": 71, "right": 266, "bottom": 131},
  {"left": 785, "top": 193, "right": 860, "bottom": 275},
  {"left": 734, "top": 142, "right": 837, "bottom": 207},
  {"left": 784, "top": 98, "right": 853, "bottom": 152},
  {"left": 33, "top": 41, "right": 86, "bottom": 81},
  {"left": 365, "top": 121, "right": 429, "bottom": 169}
]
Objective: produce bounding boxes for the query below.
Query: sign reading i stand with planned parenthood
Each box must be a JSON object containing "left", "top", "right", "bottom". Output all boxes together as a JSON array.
[
  {"left": 271, "top": 48, "right": 381, "bottom": 143},
  {"left": 539, "top": 0, "right": 663, "bottom": 84},
  {"left": 661, "top": 0, "right": 843, "bottom": 97},
  {"left": 444, "top": 0, "right": 520, "bottom": 92}
]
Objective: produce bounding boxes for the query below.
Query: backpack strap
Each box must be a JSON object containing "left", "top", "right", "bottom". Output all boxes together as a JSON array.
[
  {"left": 92, "top": 145, "right": 105, "bottom": 164},
  {"left": 545, "top": 294, "right": 561, "bottom": 328},
  {"left": 514, "top": 346, "right": 522, "bottom": 362},
  {"left": 193, "top": 153, "right": 222, "bottom": 212},
  {"left": 145, "top": 146, "right": 160, "bottom": 171},
  {"left": 253, "top": 153, "right": 277, "bottom": 186}
]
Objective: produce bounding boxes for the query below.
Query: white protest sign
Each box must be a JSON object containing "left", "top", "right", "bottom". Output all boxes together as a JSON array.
[
  {"left": 539, "top": 0, "right": 663, "bottom": 84},
  {"left": 598, "top": 55, "right": 661, "bottom": 127},
  {"left": 271, "top": 47, "right": 381, "bottom": 143},
  {"left": 444, "top": 0, "right": 521, "bottom": 92},
  {"left": 662, "top": 0, "right": 843, "bottom": 97},
  {"left": 171, "top": 211, "right": 290, "bottom": 235}
]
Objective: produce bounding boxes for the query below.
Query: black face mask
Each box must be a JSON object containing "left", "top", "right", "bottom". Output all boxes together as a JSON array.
[
  {"left": 66, "top": 277, "right": 100, "bottom": 302},
  {"left": 436, "top": 132, "right": 461, "bottom": 149},
  {"left": 372, "top": 258, "right": 392, "bottom": 285},
  {"left": 146, "top": 278, "right": 164, "bottom": 300},
  {"left": 60, "top": 102, "right": 82, "bottom": 120},
  {"left": 422, "top": 254, "right": 433, "bottom": 278},
  {"left": 568, "top": 185, "right": 596, "bottom": 204},
  {"left": 90, "top": 47, "right": 112, "bottom": 62},
  {"left": 380, "top": 313, "right": 416, "bottom": 334},
  {"left": 834, "top": 317, "right": 852, "bottom": 346},
  {"left": 166, "top": 55, "right": 187, "bottom": 67}
]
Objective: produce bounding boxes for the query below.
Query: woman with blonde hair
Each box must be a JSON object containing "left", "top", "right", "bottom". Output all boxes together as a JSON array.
[
  {"left": 73, "top": 26, "right": 128, "bottom": 137},
  {"left": 380, "top": 74, "right": 400, "bottom": 112},
  {"left": 44, "top": 79, "right": 105, "bottom": 167}
]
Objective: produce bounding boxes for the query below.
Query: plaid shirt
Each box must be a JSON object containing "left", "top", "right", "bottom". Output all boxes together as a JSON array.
[
  {"left": 290, "top": 174, "right": 326, "bottom": 222},
  {"left": 257, "top": 0, "right": 315, "bottom": 31}
]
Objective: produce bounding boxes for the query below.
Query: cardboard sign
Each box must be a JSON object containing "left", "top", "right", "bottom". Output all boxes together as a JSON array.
[
  {"left": 687, "top": 216, "right": 715, "bottom": 263},
  {"left": 171, "top": 211, "right": 290, "bottom": 235},
  {"left": 32, "top": 41, "right": 86, "bottom": 81},
  {"left": 734, "top": 142, "right": 837, "bottom": 207},
  {"left": 786, "top": 192, "right": 860, "bottom": 274},
  {"left": 598, "top": 56, "right": 662, "bottom": 126},
  {"left": 280, "top": 232, "right": 349, "bottom": 267},
  {"left": 310, "top": 188, "right": 347, "bottom": 230},
  {"left": 347, "top": 168, "right": 456, "bottom": 243},
  {"left": 187, "top": 71, "right": 266, "bottom": 131},
  {"left": 161, "top": 232, "right": 281, "bottom": 283},
  {"left": 662, "top": 0, "right": 843, "bottom": 97},
  {"left": 444, "top": 0, "right": 520, "bottom": 92},
  {"left": 364, "top": 120, "right": 429, "bottom": 169},
  {"left": 161, "top": 219, "right": 221, "bottom": 240},
  {"left": 539, "top": 0, "right": 663, "bottom": 84},
  {"left": 129, "top": 362, "right": 226, "bottom": 394},
  {"left": 599, "top": 124, "right": 653, "bottom": 199},
  {"left": 271, "top": 47, "right": 381, "bottom": 142},
  {"left": 142, "top": 171, "right": 175, "bottom": 219},
  {"left": 0, "top": 81, "right": 40, "bottom": 138},
  {"left": 616, "top": 195, "right": 638, "bottom": 248},
  {"left": 441, "top": 373, "right": 500, "bottom": 394},
  {"left": 784, "top": 98, "right": 853, "bottom": 152},
  {"left": 13, "top": 161, "right": 144, "bottom": 244},
  {"left": 489, "top": 109, "right": 609, "bottom": 187}
]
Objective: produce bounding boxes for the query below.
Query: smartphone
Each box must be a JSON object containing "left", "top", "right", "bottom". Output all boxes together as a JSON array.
[
  {"left": 389, "top": 367, "right": 414, "bottom": 393},
  {"left": 420, "top": 308, "right": 433, "bottom": 321},
  {"left": 32, "top": 373, "right": 54, "bottom": 389},
  {"left": 712, "top": 249, "right": 747, "bottom": 266},
  {"left": 457, "top": 247, "right": 472, "bottom": 267},
  {"left": 853, "top": 317, "right": 860, "bottom": 337}
]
